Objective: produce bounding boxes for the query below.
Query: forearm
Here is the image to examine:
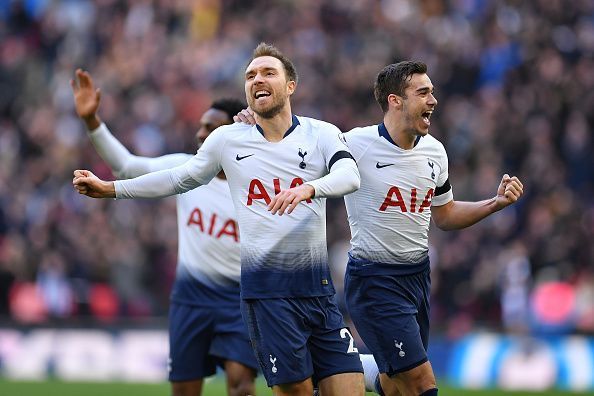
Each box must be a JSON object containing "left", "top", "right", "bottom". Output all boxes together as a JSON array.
[
  {"left": 88, "top": 123, "right": 190, "bottom": 178},
  {"left": 434, "top": 198, "right": 500, "bottom": 230},
  {"left": 88, "top": 123, "right": 140, "bottom": 176},
  {"left": 115, "top": 165, "right": 201, "bottom": 199},
  {"left": 306, "top": 158, "right": 360, "bottom": 198}
]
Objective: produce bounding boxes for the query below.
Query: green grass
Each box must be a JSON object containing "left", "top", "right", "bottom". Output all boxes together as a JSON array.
[{"left": 0, "top": 378, "right": 590, "bottom": 395}]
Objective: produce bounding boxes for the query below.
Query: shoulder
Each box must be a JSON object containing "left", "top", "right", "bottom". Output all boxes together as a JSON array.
[
  {"left": 420, "top": 134, "right": 447, "bottom": 154},
  {"left": 418, "top": 134, "right": 449, "bottom": 166},
  {"left": 343, "top": 125, "right": 377, "bottom": 141},
  {"left": 203, "top": 123, "right": 253, "bottom": 146},
  {"left": 296, "top": 116, "right": 341, "bottom": 135},
  {"left": 213, "top": 122, "right": 252, "bottom": 137},
  {"left": 341, "top": 125, "right": 379, "bottom": 156}
]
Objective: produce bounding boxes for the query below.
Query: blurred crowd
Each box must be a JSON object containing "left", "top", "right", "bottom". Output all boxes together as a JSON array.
[{"left": 0, "top": 0, "right": 593, "bottom": 336}]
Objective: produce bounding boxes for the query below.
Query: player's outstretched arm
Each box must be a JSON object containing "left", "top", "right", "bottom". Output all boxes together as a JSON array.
[
  {"left": 432, "top": 174, "right": 524, "bottom": 230},
  {"left": 71, "top": 69, "right": 102, "bottom": 131},
  {"left": 73, "top": 170, "right": 115, "bottom": 198}
]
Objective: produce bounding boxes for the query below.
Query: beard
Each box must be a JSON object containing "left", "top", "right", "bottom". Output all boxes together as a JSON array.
[{"left": 249, "top": 95, "right": 287, "bottom": 119}]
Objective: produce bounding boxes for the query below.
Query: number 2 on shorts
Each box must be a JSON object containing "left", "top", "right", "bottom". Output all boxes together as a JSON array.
[{"left": 340, "top": 328, "right": 359, "bottom": 353}]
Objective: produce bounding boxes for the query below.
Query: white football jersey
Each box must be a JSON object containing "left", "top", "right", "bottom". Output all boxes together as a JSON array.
[
  {"left": 175, "top": 176, "right": 240, "bottom": 288},
  {"left": 181, "top": 116, "right": 353, "bottom": 298},
  {"left": 343, "top": 123, "right": 453, "bottom": 264},
  {"left": 88, "top": 125, "right": 240, "bottom": 291},
  {"left": 113, "top": 153, "right": 241, "bottom": 289}
]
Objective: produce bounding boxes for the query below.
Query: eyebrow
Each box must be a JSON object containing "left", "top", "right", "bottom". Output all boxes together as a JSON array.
[
  {"left": 245, "top": 66, "right": 278, "bottom": 76},
  {"left": 415, "top": 86, "right": 434, "bottom": 93}
]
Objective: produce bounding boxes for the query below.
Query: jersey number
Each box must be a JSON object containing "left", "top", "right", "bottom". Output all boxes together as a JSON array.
[{"left": 340, "top": 328, "right": 359, "bottom": 354}]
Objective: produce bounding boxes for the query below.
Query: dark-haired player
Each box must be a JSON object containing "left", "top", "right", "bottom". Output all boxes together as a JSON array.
[
  {"left": 71, "top": 69, "right": 257, "bottom": 396},
  {"left": 343, "top": 61, "right": 524, "bottom": 396}
]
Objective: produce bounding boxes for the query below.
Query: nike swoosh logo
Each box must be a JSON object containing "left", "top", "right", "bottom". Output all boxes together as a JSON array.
[
  {"left": 376, "top": 162, "right": 394, "bottom": 169},
  {"left": 236, "top": 154, "right": 254, "bottom": 161}
]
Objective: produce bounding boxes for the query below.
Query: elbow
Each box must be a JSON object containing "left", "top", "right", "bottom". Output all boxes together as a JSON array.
[
  {"left": 351, "top": 174, "right": 361, "bottom": 192},
  {"left": 432, "top": 218, "right": 445, "bottom": 230},
  {"left": 114, "top": 168, "right": 137, "bottom": 180},
  {"left": 350, "top": 167, "right": 361, "bottom": 192},
  {"left": 113, "top": 162, "right": 131, "bottom": 179},
  {"left": 435, "top": 222, "right": 452, "bottom": 231},
  {"left": 114, "top": 170, "right": 128, "bottom": 179},
  {"left": 432, "top": 216, "right": 453, "bottom": 231}
]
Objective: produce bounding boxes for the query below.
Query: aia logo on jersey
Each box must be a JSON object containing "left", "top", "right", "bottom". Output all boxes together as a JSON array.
[
  {"left": 247, "top": 177, "right": 313, "bottom": 205},
  {"left": 379, "top": 187, "right": 434, "bottom": 213},
  {"left": 298, "top": 148, "right": 307, "bottom": 169},
  {"left": 187, "top": 208, "right": 239, "bottom": 242}
]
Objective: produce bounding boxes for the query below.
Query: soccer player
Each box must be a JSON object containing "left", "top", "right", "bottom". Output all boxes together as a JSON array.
[
  {"left": 342, "top": 61, "right": 524, "bottom": 396},
  {"left": 70, "top": 69, "right": 257, "bottom": 396},
  {"left": 72, "top": 44, "right": 365, "bottom": 396}
]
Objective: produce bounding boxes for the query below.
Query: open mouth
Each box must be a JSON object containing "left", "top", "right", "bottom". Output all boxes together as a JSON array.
[
  {"left": 422, "top": 110, "right": 433, "bottom": 125},
  {"left": 254, "top": 90, "right": 271, "bottom": 99}
]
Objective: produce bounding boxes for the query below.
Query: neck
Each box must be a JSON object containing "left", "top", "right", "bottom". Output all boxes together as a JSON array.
[
  {"left": 215, "top": 170, "right": 226, "bottom": 180},
  {"left": 256, "top": 105, "right": 293, "bottom": 142},
  {"left": 384, "top": 112, "right": 417, "bottom": 150}
]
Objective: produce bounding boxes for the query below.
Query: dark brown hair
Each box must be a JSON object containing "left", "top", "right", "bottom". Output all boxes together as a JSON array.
[{"left": 374, "top": 61, "right": 427, "bottom": 112}]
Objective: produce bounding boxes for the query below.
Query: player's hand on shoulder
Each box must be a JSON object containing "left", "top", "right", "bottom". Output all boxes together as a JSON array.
[
  {"left": 73, "top": 169, "right": 115, "bottom": 199},
  {"left": 233, "top": 107, "right": 256, "bottom": 125},
  {"left": 268, "top": 184, "right": 315, "bottom": 216},
  {"left": 496, "top": 173, "right": 523, "bottom": 208}
]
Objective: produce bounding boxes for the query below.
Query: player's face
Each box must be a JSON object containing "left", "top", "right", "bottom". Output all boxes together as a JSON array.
[
  {"left": 195, "top": 108, "right": 230, "bottom": 147},
  {"left": 245, "top": 56, "right": 295, "bottom": 119},
  {"left": 400, "top": 73, "right": 437, "bottom": 136}
]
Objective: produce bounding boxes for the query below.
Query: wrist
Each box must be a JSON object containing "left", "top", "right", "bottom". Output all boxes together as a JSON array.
[
  {"left": 492, "top": 195, "right": 505, "bottom": 212},
  {"left": 304, "top": 183, "right": 316, "bottom": 199},
  {"left": 83, "top": 114, "right": 101, "bottom": 131},
  {"left": 104, "top": 181, "right": 116, "bottom": 198}
]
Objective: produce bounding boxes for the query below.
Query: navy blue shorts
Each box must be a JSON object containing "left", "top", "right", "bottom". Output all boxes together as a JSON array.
[
  {"left": 241, "top": 296, "right": 363, "bottom": 387},
  {"left": 168, "top": 301, "right": 258, "bottom": 381},
  {"left": 345, "top": 266, "right": 431, "bottom": 375}
]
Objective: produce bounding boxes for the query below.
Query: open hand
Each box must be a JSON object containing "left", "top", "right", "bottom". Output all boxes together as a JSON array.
[{"left": 71, "top": 69, "right": 101, "bottom": 130}]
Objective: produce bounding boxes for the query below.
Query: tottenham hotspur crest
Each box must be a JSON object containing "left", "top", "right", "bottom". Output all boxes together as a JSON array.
[
  {"left": 270, "top": 355, "right": 277, "bottom": 373},
  {"left": 298, "top": 148, "right": 307, "bottom": 169},
  {"left": 395, "top": 340, "right": 405, "bottom": 357},
  {"left": 427, "top": 159, "right": 435, "bottom": 180}
]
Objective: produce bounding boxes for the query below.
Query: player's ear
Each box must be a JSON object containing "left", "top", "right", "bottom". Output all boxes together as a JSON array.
[
  {"left": 287, "top": 80, "right": 296, "bottom": 95},
  {"left": 387, "top": 94, "right": 402, "bottom": 110}
]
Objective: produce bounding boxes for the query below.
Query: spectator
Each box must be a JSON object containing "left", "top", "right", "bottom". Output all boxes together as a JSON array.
[{"left": 0, "top": 1, "right": 592, "bottom": 336}]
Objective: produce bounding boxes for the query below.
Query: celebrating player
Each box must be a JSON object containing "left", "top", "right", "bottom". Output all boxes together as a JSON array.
[
  {"left": 342, "top": 61, "right": 524, "bottom": 396},
  {"left": 72, "top": 44, "right": 365, "bottom": 396},
  {"left": 71, "top": 69, "right": 257, "bottom": 396}
]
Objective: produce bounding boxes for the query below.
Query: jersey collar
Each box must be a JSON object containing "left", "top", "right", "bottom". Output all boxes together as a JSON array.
[
  {"left": 256, "top": 115, "right": 300, "bottom": 138},
  {"left": 378, "top": 123, "right": 421, "bottom": 148}
]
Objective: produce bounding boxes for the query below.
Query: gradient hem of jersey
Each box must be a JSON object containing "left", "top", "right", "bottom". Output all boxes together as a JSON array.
[{"left": 347, "top": 255, "right": 429, "bottom": 276}]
